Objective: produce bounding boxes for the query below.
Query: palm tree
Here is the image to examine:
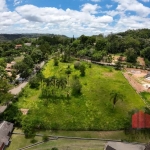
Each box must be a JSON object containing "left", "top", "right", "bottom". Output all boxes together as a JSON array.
[{"left": 110, "top": 90, "right": 124, "bottom": 108}]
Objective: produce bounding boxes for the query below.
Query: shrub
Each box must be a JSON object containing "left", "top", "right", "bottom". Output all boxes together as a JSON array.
[
  {"left": 42, "top": 135, "right": 49, "bottom": 142},
  {"left": 51, "top": 147, "right": 58, "bottom": 150},
  {"left": 74, "top": 61, "right": 81, "bottom": 70},
  {"left": 54, "top": 57, "right": 59, "bottom": 66},
  {"left": 29, "top": 76, "right": 40, "bottom": 89},
  {"left": 79, "top": 63, "right": 86, "bottom": 76},
  {"left": 30, "top": 138, "right": 37, "bottom": 143},
  {"left": 71, "top": 76, "right": 82, "bottom": 96},
  {"left": 65, "top": 65, "right": 72, "bottom": 75}
]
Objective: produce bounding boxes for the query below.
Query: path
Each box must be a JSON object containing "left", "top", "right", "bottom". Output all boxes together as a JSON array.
[
  {"left": 9, "top": 61, "right": 45, "bottom": 95},
  {"left": 9, "top": 81, "right": 28, "bottom": 95}
]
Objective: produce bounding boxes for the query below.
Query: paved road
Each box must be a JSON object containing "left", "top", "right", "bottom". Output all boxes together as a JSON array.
[
  {"left": 9, "top": 81, "right": 28, "bottom": 95},
  {"left": 9, "top": 61, "right": 45, "bottom": 95}
]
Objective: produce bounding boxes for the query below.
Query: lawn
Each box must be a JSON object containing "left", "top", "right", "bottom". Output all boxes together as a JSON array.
[
  {"left": 7, "top": 129, "right": 150, "bottom": 150},
  {"left": 14, "top": 55, "right": 24, "bottom": 62},
  {"left": 140, "top": 92, "right": 150, "bottom": 106},
  {"left": 16, "top": 59, "right": 145, "bottom": 130}
]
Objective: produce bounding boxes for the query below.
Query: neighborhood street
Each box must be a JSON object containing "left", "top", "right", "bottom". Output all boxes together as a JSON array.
[{"left": 9, "top": 81, "right": 28, "bottom": 95}]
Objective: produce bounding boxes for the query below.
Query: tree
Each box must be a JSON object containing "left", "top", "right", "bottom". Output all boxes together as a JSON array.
[
  {"left": 71, "top": 76, "right": 82, "bottom": 96},
  {"left": 74, "top": 61, "right": 81, "bottom": 70},
  {"left": 29, "top": 76, "right": 40, "bottom": 89},
  {"left": 141, "top": 47, "right": 150, "bottom": 61},
  {"left": 53, "top": 57, "right": 59, "bottom": 66},
  {"left": 0, "top": 66, "right": 7, "bottom": 79},
  {"left": 22, "top": 116, "right": 40, "bottom": 138},
  {"left": 2, "top": 104, "right": 22, "bottom": 126},
  {"left": 37, "top": 72, "right": 45, "bottom": 88},
  {"left": 115, "top": 61, "right": 122, "bottom": 70},
  {"left": 125, "top": 48, "right": 137, "bottom": 63},
  {"left": 57, "top": 77, "right": 67, "bottom": 89},
  {"left": 31, "top": 49, "right": 44, "bottom": 63},
  {"left": 95, "top": 38, "right": 107, "bottom": 51},
  {"left": 79, "top": 35, "right": 88, "bottom": 45},
  {"left": 0, "top": 79, "right": 13, "bottom": 104},
  {"left": 23, "top": 55, "right": 34, "bottom": 68},
  {"left": 110, "top": 90, "right": 124, "bottom": 108},
  {"left": 79, "top": 63, "right": 86, "bottom": 76}
]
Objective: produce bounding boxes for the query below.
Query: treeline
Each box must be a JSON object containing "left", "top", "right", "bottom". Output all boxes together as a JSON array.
[{"left": 0, "top": 33, "right": 67, "bottom": 41}]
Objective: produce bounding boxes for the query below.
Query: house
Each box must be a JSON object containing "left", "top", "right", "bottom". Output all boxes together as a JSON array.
[
  {"left": 15, "top": 44, "right": 22, "bottom": 49},
  {"left": 5, "top": 62, "right": 16, "bottom": 77},
  {"left": 24, "top": 43, "right": 31, "bottom": 46},
  {"left": 5, "top": 62, "right": 15, "bottom": 72},
  {"left": 0, "top": 121, "right": 14, "bottom": 150},
  {"left": 104, "top": 141, "right": 145, "bottom": 150},
  {"left": 5, "top": 63, "right": 12, "bottom": 72},
  {"left": 132, "top": 111, "right": 150, "bottom": 129}
]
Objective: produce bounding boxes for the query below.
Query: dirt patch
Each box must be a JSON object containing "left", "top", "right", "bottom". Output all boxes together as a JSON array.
[
  {"left": 137, "top": 57, "right": 145, "bottom": 66},
  {"left": 123, "top": 68, "right": 150, "bottom": 93},
  {"left": 123, "top": 72, "right": 145, "bottom": 93}
]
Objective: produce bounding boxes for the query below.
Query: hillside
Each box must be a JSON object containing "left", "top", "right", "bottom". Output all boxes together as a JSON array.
[{"left": 0, "top": 33, "right": 68, "bottom": 41}]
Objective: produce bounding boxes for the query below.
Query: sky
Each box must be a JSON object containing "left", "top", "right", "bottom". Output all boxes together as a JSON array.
[{"left": 0, "top": 0, "right": 150, "bottom": 37}]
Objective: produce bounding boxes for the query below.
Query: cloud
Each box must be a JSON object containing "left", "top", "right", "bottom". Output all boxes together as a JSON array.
[
  {"left": 0, "top": 0, "right": 149, "bottom": 37},
  {"left": 14, "top": 0, "right": 22, "bottom": 6},
  {"left": 113, "top": 0, "right": 150, "bottom": 17},
  {"left": 13, "top": 4, "right": 113, "bottom": 36},
  {"left": 81, "top": 3, "right": 100, "bottom": 14},
  {"left": 106, "top": 4, "right": 113, "bottom": 9},
  {"left": 90, "top": 0, "right": 101, "bottom": 2},
  {"left": 0, "top": 0, "right": 7, "bottom": 12}
]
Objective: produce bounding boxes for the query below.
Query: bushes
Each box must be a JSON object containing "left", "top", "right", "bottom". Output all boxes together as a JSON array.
[
  {"left": 74, "top": 61, "right": 81, "bottom": 69},
  {"left": 74, "top": 61, "right": 86, "bottom": 76},
  {"left": 54, "top": 57, "right": 59, "bottom": 66},
  {"left": 29, "top": 76, "right": 40, "bottom": 89},
  {"left": 71, "top": 76, "right": 82, "bottom": 96},
  {"left": 42, "top": 135, "right": 49, "bottom": 142}
]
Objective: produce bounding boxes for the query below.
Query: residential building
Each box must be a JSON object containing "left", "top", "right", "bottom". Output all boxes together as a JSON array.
[
  {"left": 104, "top": 141, "right": 145, "bottom": 150},
  {"left": 0, "top": 121, "right": 14, "bottom": 150}
]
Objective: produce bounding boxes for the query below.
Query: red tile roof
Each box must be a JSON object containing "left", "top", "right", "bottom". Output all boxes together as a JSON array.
[{"left": 132, "top": 111, "right": 150, "bottom": 128}]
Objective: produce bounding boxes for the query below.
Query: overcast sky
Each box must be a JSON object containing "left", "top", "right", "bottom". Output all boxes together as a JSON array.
[{"left": 0, "top": 0, "right": 150, "bottom": 37}]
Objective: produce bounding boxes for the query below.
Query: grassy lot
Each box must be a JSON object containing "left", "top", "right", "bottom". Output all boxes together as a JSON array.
[
  {"left": 4, "top": 129, "right": 126, "bottom": 150},
  {"left": 7, "top": 129, "right": 150, "bottom": 150},
  {"left": 14, "top": 55, "right": 24, "bottom": 62},
  {"left": 16, "top": 59, "right": 145, "bottom": 130},
  {"left": 140, "top": 92, "right": 150, "bottom": 105}
]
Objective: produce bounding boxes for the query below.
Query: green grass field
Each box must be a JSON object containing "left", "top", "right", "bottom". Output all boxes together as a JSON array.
[
  {"left": 140, "top": 92, "right": 150, "bottom": 104},
  {"left": 7, "top": 129, "right": 150, "bottom": 150},
  {"left": 17, "top": 59, "right": 145, "bottom": 130}
]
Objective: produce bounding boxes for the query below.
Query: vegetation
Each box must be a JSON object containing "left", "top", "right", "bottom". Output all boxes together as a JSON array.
[
  {"left": 1, "top": 29, "right": 150, "bottom": 146},
  {"left": 12, "top": 59, "right": 144, "bottom": 133},
  {"left": 7, "top": 129, "right": 150, "bottom": 150}
]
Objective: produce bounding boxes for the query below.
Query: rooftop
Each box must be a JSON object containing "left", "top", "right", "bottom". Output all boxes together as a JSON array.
[
  {"left": 105, "top": 142, "right": 145, "bottom": 150},
  {"left": 0, "top": 121, "right": 14, "bottom": 145}
]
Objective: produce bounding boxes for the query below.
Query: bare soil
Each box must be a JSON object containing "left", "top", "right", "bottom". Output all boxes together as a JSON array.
[{"left": 123, "top": 68, "right": 150, "bottom": 93}]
